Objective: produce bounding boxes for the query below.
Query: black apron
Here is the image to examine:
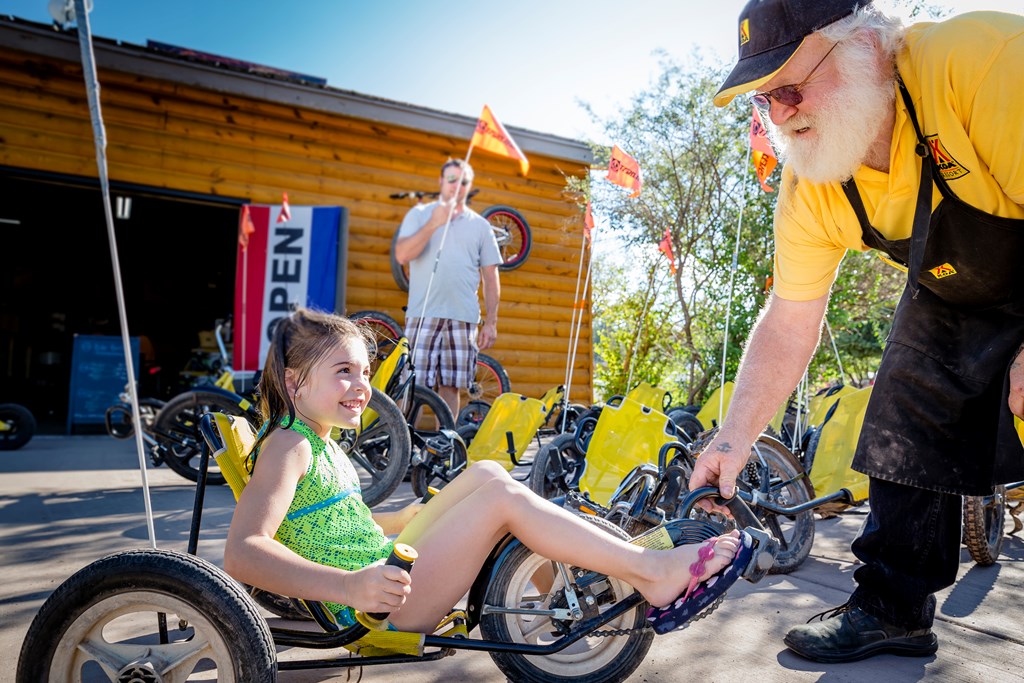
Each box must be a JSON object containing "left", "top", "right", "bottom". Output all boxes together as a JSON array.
[{"left": 840, "top": 79, "right": 1024, "bottom": 497}]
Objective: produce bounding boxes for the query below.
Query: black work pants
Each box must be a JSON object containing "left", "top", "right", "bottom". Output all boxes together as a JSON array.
[{"left": 848, "top": 477, "right": 963, "bottom": 630}]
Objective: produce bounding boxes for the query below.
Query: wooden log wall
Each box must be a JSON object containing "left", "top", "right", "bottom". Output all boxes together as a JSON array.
[{"left": 0, "top": 41, "right": 594, "bottom": 402}]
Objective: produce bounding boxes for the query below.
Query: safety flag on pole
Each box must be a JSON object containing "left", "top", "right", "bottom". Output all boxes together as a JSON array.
[
  {"left": 750, "top": 108, "right": 778, "bottom": 193},
  {"left": 470, "top": 105, "right": 530, "bottom": 175},
  {"left": 584, "top": 201, "right": 595, "bottom": 244},
  {"left": 238, "top": 204, "right": 256, "bottom": 250},
  {"left": 607, "top": 145, "right": 641, "bottom": 197},
  {"left": 658, "top": 227, "right": 676, "bottom": 274},
  {"left": 277, "top": 192, "right": 292, "bottom": 223}
]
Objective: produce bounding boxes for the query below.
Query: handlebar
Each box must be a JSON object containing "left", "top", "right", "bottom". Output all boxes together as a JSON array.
[{"left": 355, "top": 543, "right": 418, "bottom": 629}]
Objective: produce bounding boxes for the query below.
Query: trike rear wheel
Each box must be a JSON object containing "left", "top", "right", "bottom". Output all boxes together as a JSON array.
[
  {"left": 963, "top": 485, "right": 1007, "bottom": 566},
  {"left": 481, "top": 514, "right": 652, "bottom": 683},
  {"left": 16, "top": 549, "right": 276, "bottom": 682}
]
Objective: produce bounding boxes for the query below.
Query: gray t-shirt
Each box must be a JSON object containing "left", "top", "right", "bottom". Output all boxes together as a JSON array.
[{"left": 398, "top": 202, "right": 502, "bottom": 323}]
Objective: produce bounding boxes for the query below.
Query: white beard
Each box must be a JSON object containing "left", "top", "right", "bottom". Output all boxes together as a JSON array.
[{"left": 768, "top": 61, "right": 895, "bottom": 184}]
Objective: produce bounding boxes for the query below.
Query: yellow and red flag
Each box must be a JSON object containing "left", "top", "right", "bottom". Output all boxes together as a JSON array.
[
  {"left": 750, "top": 108, "right": 777, "bottom": 193},
  {"left": 584, "top": 201, "right": 595, "bottom": 244},
  {"left": 658, "top": 227, "right": 676, "bottom": 274},
  {"left": 607, "top": 145, "right": 641, "bottom": 197},
  {"left": 277, "top": 192, "right": 292, "bottom": 223},
  {"left": 238, "top": 204, "right": 256, "bottom": 250},
  {"left": 470, "top": 105, "right": 530, "bottom": 175}
]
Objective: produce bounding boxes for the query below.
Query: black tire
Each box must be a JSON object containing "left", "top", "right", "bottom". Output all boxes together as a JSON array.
[
  {"left": 247, "top": 585, "right": 312, "bottom": 621},
  {"left": 963, "top": 486, "right": 1007, "bottom": 566},
  {"left": 457, "top": 423, "right": 479, "bottom": 448},
  {"left": 403, "top": 383, "right": 457, "bottom": 498},
  {"left": 16, "top": 549, "right": 276, "bottom": 682},
  {"left": 481, "top": 205, "right": 532, "bottom": 271},
  {"left": 457, "top": 399, "right": 491, "bottom": 427},
  {"left": 666, "top": 408, "right": 703, "bottom": 443},
  {"left": 351, "top": 309, "right": 404, "bottom": 376},
  {"left": 410, "top": 430, "right": 468, "bottom": 499},
  {"left": 530, "top": 432, "right": 587, "bottom": 500},
  {"left": 468, "top": 353, "right": 511, "bottom": 405},
  {"left": 336, "top": 387, "right": 411, "bottom": 507},
  {"left": 151, "top": 388, "right": 257, "bottom": 486},
  {"left": 741, "top": 435, "right": 815, "bottom": 574},
  {"left": 105, "top": 398, "right": 165, "bottom": 440},
  {"left": 389, "top": 229, "right": 411, "bottom": 292},
  {"left": 481, "top": 513, "right": 652, "bottom": 683},
  {"left": 0, "top": 403, "right": 36, "bottom": 451}
]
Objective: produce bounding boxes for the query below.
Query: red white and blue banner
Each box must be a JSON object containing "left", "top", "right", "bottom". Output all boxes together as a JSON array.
[{"left": 234, "top": 204, "right": 347, "bottom": 371}]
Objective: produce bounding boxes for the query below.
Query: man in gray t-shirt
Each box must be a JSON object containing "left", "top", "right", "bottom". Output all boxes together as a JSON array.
[{"left": 394, "top": 159, "right": 502, "bottom": 417}]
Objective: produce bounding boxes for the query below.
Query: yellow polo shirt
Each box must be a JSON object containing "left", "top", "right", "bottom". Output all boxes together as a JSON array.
[{"left": 773, "top": 11, "right": 1024, "bottom": 302}]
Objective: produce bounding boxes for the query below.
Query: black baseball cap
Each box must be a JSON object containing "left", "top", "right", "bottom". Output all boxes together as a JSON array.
[{"left": 714, "top": 0, "right": 871, "bottom": 107}]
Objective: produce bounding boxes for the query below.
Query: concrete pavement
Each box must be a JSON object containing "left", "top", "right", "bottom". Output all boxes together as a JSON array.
[{"left": 1, "top": 435, "right": 1022, "bottom": 682}]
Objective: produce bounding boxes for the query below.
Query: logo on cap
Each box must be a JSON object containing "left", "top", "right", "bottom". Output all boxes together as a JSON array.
[{"left": 740, "top": 18, "right": 750, "bottom": 45}]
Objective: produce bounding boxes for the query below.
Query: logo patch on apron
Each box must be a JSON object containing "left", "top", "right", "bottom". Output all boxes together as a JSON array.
[
  {"left": 924, "top": 135, "right": 970, "bottom": 181},
  {"left": 929, "top": 263, "right": 957, "bottom": 279}
]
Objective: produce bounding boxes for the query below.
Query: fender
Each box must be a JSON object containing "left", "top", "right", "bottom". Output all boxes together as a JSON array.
[{"left": 464, "top": 533, "right": 518, "bottom": 632}]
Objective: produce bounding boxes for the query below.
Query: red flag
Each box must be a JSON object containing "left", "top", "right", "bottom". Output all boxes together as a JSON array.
[
  {"left": 658, "top": 227, "right": 676, "bottom": 274},
  {"left": 470, "top": 105, "right": 530, "bottom": 175},
  {"left": 238, "top": 204, "right": 256, "bottom": 250},
  {"left": 607, "top": 145, "right": 641, "bottom": 197},
  {"left": 584, "top": 201, "right": 595, "bottom": 244},
  {"left": 749, "top": 108, "right": 778, "bottom": 193},
  {"left": 277, "top": 192, "right": 292, "bottom": 223}
]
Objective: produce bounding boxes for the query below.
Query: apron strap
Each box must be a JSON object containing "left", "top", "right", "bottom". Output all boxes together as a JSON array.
[{"left": 897, "top": 77, "right": 934, "bottom": 299}]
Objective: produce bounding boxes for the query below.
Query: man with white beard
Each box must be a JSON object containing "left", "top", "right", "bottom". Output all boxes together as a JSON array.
[{"left": 691, "top": 0, "right": 1024, "bottom": 664}]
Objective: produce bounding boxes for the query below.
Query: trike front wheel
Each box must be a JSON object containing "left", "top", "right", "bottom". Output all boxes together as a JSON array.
[
  {"left": 480, "top": 514, "right": 653, "bottom": 683},
  {"left": 16, "top": 549, "right": 276, "bottom": 682}
]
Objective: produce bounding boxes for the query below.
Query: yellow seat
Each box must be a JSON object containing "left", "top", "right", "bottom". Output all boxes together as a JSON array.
[
  {"left": 578, "top": 397, "right": 677, "bottom": 506},
  {"left": 695, "top": 381, "right": 735, "bottom": 431},
  {"left": 198, "top": 413, "right": 459, "bottom": 656},
  {"left": 624, "top": 382, "right": 668, "bottom": 412},
  {"left": 806, "top": 386, "right": 872, "bottom": 503},
  {"left": 467, "top": 393, "right": 550, "bottom": 470}
]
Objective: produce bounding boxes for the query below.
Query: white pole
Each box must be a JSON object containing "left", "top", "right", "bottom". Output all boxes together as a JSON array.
[{"left": 74, "top": 0, "right": 157, "bottom": 548}]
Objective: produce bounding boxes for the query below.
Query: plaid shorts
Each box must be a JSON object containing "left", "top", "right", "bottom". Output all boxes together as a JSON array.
[{"left": 406, "top": 317, "right": 478, "bottom": 390}]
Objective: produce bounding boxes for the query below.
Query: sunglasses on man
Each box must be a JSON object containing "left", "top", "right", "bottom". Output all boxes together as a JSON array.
[
  {"left": 444, "top": 174, "right": 471, "bottom": 186},
  {"left": 750, "top": 42, "right": 838, "bottom": 112}
]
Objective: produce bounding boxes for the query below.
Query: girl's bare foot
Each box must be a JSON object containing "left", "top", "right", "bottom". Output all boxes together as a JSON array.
[{"left": 638, "top": 530, "right": 742, "bottom": 608}]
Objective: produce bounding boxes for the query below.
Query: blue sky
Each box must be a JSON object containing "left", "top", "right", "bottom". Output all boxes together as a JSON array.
[{"left": 11, "top": 1, "right": 1021, "bottom": 144}]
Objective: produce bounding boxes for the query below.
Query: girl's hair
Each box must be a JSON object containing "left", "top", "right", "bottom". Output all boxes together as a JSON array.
[{"left": 249, "top": 307, "right": 373, "bottom": 466}]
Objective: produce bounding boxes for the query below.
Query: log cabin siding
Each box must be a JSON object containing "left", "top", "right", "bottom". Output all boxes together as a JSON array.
[{"left": 0, "top": 20, "right": 594, "bottom": 402}]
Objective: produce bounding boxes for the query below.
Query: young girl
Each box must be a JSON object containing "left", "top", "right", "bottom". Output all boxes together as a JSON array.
[{"left": 225, "top": 307, "right": 745, "bottom": 633}]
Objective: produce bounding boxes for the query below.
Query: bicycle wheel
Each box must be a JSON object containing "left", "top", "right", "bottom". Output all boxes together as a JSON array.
[
  {"left": 389, "top": 229, "right": 411, "bottom": 292},
  {"left": 963, "top": 485, "right": 1007, "bottom": 566},
  {"left": 336, "top": 387, "right": 411, "bottom": 507},
  {"left": 468, "top": 353, "right": 511, "bottom": 405},
  {"left": 666, "top": 407, "right": 703, "bottom": 443},
  {"left": 151, "top": 388, "right": 257, "bottom": 486},
  {"left": 16, "top": 549, "right": 276, "bottom": 683},
  {"left": 351, "top": 309, "right": 404, "bottom": 377},
  {"left": 482, "top": 205, "right": 532, "bottom": 271},
  {"left": 481, "top": 514, "right": 652, "bottom": 683},
  {"left": 0, "top": 403, "right": 36, "bottom": 451},
  {"left": 529, "top": 432, "right": 587, "bottom": 500}
]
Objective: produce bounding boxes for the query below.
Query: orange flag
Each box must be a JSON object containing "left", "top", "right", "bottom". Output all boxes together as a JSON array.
[
  {"left": 277, "top": 192, "right": 292, "bottom": 223},
  {"left": 658, "top": 227, "right": 676, "bottom": 274},
  {"left": 750, "top": 108, "right": 778, "bottom": 193},
  {"left": 470, "top": 105, "right": 530, "bottom": 175},
  {"left": 238, "top": 204, "right": 256, "bottom": 250},
  {"left": 607, "top": 145, "right": 641, "bottom": 197},
  {"left": 584, "top": 201, "right": 595, "bottom": 244}
]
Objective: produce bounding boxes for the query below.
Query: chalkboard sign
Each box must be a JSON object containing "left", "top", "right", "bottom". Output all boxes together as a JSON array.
[{"left": 66, "top": 335, "right": 139, "bottom": 433}]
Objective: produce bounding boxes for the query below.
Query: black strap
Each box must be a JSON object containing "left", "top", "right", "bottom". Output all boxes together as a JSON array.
[{"left": 897, "top": 77, "right": 934, "bottom": 299}]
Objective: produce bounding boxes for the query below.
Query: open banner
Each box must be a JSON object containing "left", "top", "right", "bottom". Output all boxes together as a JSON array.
[{"left": 233, "top": 205, "right": 349, "bottom": 371}]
